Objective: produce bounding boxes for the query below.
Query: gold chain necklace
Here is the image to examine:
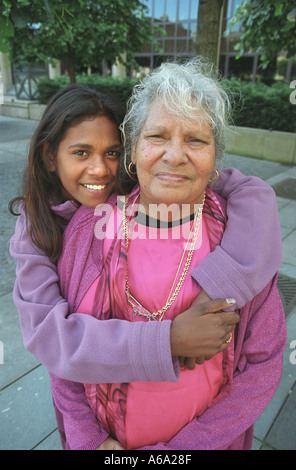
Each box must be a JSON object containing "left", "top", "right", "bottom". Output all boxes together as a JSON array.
[{"left": 122, "top": 193, "right": 205, "bottom": 321}]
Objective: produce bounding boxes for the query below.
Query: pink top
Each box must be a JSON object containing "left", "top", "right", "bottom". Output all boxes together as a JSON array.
[{"left": 78, "top": 188, "right": 234, "bottom": 449}]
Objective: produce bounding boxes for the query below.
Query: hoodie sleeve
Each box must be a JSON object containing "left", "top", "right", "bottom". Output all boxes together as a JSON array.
[
  {"left": 191, "top": 168, "right": 282, "bottom": 309},
  {"left": 49, "top": 372, "right": 109, "bottom": 450},
  {"left": 9, "top": 207, "right": 179, "bottom": 384}
]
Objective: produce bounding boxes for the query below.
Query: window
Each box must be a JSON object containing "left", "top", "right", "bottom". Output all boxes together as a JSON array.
[
  {"left": 178, "top": 0, "right": 190, "bottom": 20},
  {"left": 226, "top": 0, "right": 243, "bottom": 33},
  {"left": 154, "top": 0, "right": 165, "bottom": 19},
  {"left": 166, "top": 0, "right": 177, "bottom": 21},
  {"left": 190, "top": 0, "right": 199, "bottom": 19}
]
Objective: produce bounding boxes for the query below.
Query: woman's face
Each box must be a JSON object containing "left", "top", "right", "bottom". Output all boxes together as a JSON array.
[
  {"left": 49, "top": 116, "right": 121, "bottom": 208},
  {"left": 132, "top": 100, "right": 216, "bottom": 215}
]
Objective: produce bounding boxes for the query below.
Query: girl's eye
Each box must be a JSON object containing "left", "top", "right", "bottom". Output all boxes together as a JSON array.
[
  {"left": 106, "top": 150, "right": 120, "bottom": 159},
  {"left": 74, "top": 150, "right": 88, "bottom": 157}
]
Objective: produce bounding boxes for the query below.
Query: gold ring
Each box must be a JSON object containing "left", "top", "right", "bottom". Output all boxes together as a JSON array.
[{"left": 226, "top": 333, "right": 232, "bottom": 344}]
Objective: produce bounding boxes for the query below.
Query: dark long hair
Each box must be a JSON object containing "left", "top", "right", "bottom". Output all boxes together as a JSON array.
[{"left": 9, "top": 84, "right": 125, "bottom": 263}]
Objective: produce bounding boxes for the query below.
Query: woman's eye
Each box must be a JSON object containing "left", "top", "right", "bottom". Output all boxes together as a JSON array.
[
  {"left": 188, "top": 138, "right": 207, "bottom": 145},
  {"left": 147, "top": 135, "right": 164, "bottom": 141}
]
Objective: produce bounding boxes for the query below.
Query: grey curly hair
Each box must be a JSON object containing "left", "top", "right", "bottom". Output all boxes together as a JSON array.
[{"left": 118, "top": 57, "right": 232, "bottom": 192}]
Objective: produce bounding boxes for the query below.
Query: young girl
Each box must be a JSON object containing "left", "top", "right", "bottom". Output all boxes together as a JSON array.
[{"left": 9, "top": 83, "right": 282, "bottom": 449}]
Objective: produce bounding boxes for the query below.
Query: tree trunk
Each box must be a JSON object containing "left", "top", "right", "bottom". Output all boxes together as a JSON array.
[
  {"left": 65, "top": 45, "right": 76, "bottom": 83},
  {"left": 194, "top": 0, "right": 224, "bottom": 67}
]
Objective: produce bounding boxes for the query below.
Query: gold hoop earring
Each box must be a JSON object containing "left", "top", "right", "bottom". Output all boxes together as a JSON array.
[
  {"left": 209, "top": 170, "right": 219, "bottom": 183},
  {"left": 128, "top": 162, "right": 137, "bottom": 175}
]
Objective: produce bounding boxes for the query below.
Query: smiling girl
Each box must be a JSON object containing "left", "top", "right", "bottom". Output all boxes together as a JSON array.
[{"left": 47, "top": 115, "right": 121, "bottom": 209}]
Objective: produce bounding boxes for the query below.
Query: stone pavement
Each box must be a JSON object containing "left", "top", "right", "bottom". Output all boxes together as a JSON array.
[{"left": 0, "top": 115, "right": 295, "bottom": 450}]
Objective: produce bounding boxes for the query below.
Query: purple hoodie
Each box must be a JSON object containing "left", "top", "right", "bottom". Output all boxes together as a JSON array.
[{"left": 51, "top": 178, "right": 286, "bottom": 450}]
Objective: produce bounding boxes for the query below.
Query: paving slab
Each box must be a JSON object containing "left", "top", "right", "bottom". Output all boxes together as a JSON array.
[
  {"left": 253, "top": 307, "right": 296, "bottom": 449},
  {"left": 282, "top": 230, "right": 296, "bottom": 266},
  {"left": 33, "top": 430, "right": 63, "bottom": 451},
  {"left": 262, "top": 386, "right": 296, "bottom": 450},
  {"left": 224, "top": 153, "right": 291, "bottom": 181},
  {"left": 0, "top": 115, "right": 38, "bottom": 143},
  {"left": 277, "top": 201, "right": 296, "bottom": 231},
  {"left": 279, "top": 263, "right": 296, "bottom": 280},
  {"left": 265, "top": 166, "right": 296, "bottom": 187},
  {"left": 0, "top": 292, "right": 39, "bottom": 389},
  {"left": 0, "top": 291, "right": 59, "bottom": 450},
  {"left": 0, "top": 365, "right": 58, "bottom": 450}
]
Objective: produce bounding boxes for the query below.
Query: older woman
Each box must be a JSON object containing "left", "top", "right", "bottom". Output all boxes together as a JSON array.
[{"left": 52, "top": 59, "right": 286, "bottom": 450}]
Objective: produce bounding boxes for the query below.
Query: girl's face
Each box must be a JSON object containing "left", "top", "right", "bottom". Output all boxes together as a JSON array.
[{"left": 50, "top": 116, "right": 121, "bottom": 208}]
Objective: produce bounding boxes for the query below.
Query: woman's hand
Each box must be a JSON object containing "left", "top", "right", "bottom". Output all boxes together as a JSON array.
[
  {"left": 97, "top": 437, "right": 124, "bottom": 450},
  {"left": 170, "top": 297, "right": 239, "bottom": 362}
]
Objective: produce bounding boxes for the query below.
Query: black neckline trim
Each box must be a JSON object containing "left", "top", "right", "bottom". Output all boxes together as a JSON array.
[{"left": 116, "top": 198, "right": 195, "bottom": 228}]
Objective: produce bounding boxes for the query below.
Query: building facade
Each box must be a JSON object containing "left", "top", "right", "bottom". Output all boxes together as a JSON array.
[
  {"left": 133, "top": 0, "right": 295, "bottom": 83},
  {"left": 1, "top": 0, "right": 294, "bottom": 100}
]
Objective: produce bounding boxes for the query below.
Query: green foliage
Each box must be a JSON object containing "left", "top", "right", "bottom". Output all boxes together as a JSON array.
[
  {"left": 36, "top": 74, "right": 137, "bottom": 107},
  {"left": 77, "top": 75, "right": 137, "bottom": 106},
  {"left": 227, "top": 0, "right": 296, "bottom": 68},
  {"left": 0, "top": 0, "right": 164, "bottom": 82},
  {"left": 0, "top": 0, "right": 15, "bottom": 53},
  {"left": 37, "top": 74, "right": 296, "bottom": 132},
  {"left": 221, "top": 77, "right": 296, "bottom": 132},
  {"left": 36, "top": 75, "right": 70, "bottom": 104}
]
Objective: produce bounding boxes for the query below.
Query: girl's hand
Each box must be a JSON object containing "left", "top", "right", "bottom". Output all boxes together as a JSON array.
[
  {"left": 97, "top": 437, "right": 124, "bottom": 450},
  {"left": 178, "top": 290, "right": 234, "bottom": 368},
  {"left": 170, "top": 297, "right": 239, "bottom": 360}
]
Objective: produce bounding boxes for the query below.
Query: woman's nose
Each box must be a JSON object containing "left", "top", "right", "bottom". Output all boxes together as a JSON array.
[{"left": 162, "top": 141, "right": 188, "bottom": 166}]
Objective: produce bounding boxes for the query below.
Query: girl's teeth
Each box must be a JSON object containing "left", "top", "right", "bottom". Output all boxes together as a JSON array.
[{"left": 84, "top": 184, "right": 106, "bottom": 190}]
